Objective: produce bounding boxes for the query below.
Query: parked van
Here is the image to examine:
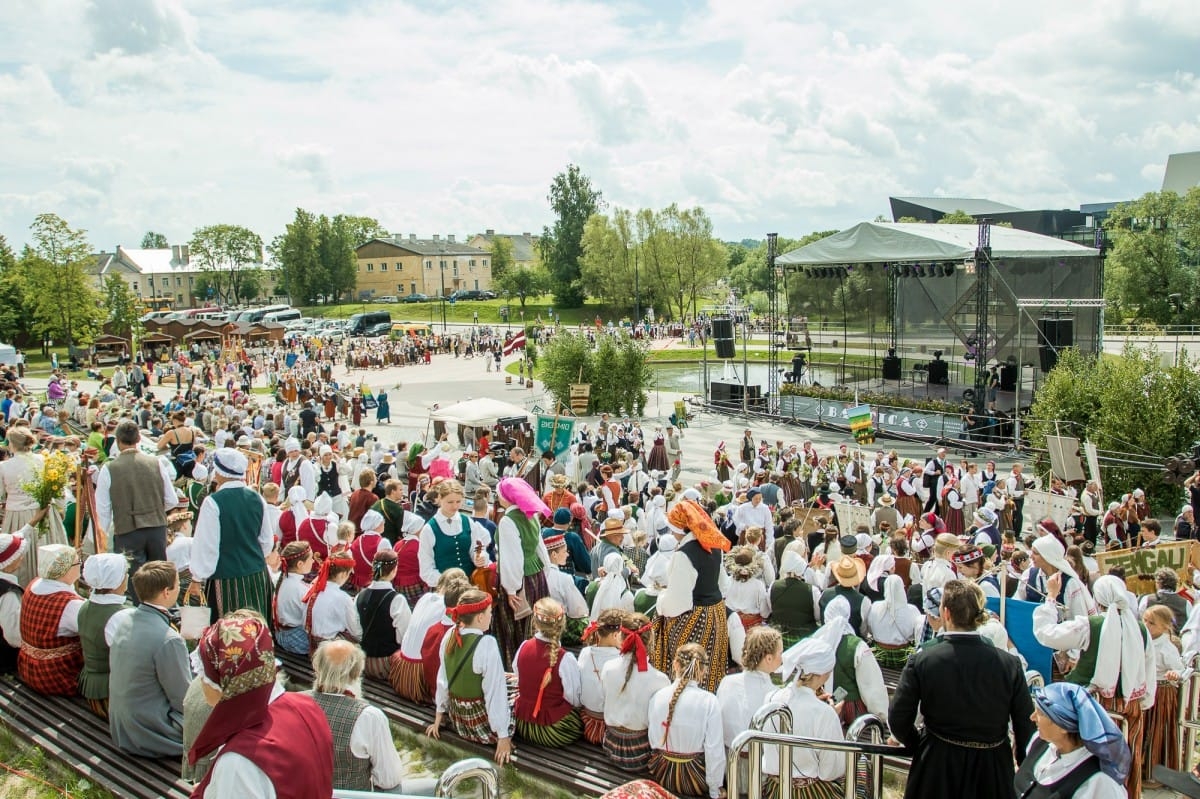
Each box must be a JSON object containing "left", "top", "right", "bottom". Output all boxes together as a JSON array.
[
  {"left": 347, "top": 310, "right": 392, "bottom": 336},
  {"left": 236, "top": 304, "right": 290, "bottom": 323},
  {"left": 390, "top": 323, "right": 431, "bottom": 340},
  {"left": 263, "top": 309, "right": 303, "bottom": 324}
]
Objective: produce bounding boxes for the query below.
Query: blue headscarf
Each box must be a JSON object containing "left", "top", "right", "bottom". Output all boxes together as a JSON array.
[{"left": 1032, "top": 683, "right": 1131, "bottom": 783}]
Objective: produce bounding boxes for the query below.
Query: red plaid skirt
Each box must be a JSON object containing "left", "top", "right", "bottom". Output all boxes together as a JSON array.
[
  {"left": 581, "top": 707, "right": 606, "bottom": 744},
  {"left": 449, "top": 695, "right": 495, "bottom": 745},
  {"left": 18, "top": 639, "right": 83, "bottom": 696}
]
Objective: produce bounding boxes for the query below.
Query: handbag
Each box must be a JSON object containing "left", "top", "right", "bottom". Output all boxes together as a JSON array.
[
  {"left": 510, "top": 589, "right": 533, "bottom": 621},
  {"left": 179, "top": 592, "right": 210, "bottom": 640}
]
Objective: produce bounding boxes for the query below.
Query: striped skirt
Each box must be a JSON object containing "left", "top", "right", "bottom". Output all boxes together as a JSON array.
[
  {"left": 605, "top": 724, "right": 652, "bottom": 771},
  {"left": 177, "top": 567, "right": 192, "bottom": 597},
  {"left": 647, "top": 750, "right": 708, "bottom": 798},
  {"left": 761, "top": 775, "right": 845, "bottom": 799},
  {"left": 870, "top": 641, "right": 913, "bottom": 670},
  {"left": 448, "top": 695, "right": 495, "bottom": 744},
  {"left": 1099, "top": 692, "right": 1144, "bottom": 798},
  {"left": 390, "top": 653, "right": 431, "bottom": 704},
  {"left": 493, "top": 571, "right": 550, "bottom": 668},
  {"left": 364, "top": 655, "right": 393, "bottom": 682},
  {"left": 598, "top": 780, "right": 676, "bottom": 799},
  {"left": 516, "top": 709, "right": 583, "bottom": 747},
  {"left": 651, "top": 601, "right": 729, "bottom": 693},
  {"left": 205, "top": 569, "right": 274, "bottom": 626},
  {"left": 1144, "top": 679, "right": 1181, "bottom": 776},
  {"left": 581, "top": 707, "right": 606, "bottom": 745},
  {"left": 837, "top": 698, "right": 868, "bottom": 730},
  {"left": 275, "top": 626, "right": 310, "bottom": 656}
]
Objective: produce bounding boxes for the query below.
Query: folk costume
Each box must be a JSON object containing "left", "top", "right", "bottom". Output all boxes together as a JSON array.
[
  {"left": 0, "top": 530, "right": 30, "bottom": 674},
  {"left": 513, "top": 620, "right": 583, "bottom": 746},
  {"left": 304, "top": 552, "right": 361, "bottom": 651},
  {"left": 814, "top": 596, "right": 890, "bottom": 728},
  {"left": 416, "top": 505, "right": 492, "bottom": 590},
  {"left": 863, "top": 575, "right": 923, "bottom": 669},
  {"left": 274, "top": 545, "right": 313, "bottom": 655},
  {"left": 579, "top": 633, "right": 621, "bottom": 745},
  {"left": 646, "top": 679, "right": 725, "bottom": 799},
  {"left": 600, "top": 623, "right": 668, "bottom": 771},
  {"left": 493, "top": 478, "right": 553, "bottom": 668},
  {"left": 433, "top": 597, "right": 512, "bottom": 744},
  {"left": 18, "top": 545, "right": 84, "bottom": 696},
  {"left": 390, "top": 590, "right": 444, "bottom": 704},
  {"left": 1017, "top": 683, "right": 1130, "bottom": 799},
  {"left": 77, "top": 554, "right": 130, "bottom": 718},
  {"left": 770, "top": 549, "right": 821, "bottom": 646},
  {"left": 356, "top": 567, "right": 411, "bottom": 681},
  {"left": 652, "top": 500, "right": 732, "bottom": 693}
]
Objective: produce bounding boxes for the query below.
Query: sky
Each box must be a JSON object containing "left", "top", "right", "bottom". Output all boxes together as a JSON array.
[{"left": 1, "top": 0, "right": 1198, "bottom": 255}]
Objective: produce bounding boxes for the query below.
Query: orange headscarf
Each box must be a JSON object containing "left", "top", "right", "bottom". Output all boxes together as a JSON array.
[{"left": 667, "top": 499, "right": 730, "bottom": 554}]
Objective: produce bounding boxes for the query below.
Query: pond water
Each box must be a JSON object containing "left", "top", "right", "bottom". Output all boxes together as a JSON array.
[{"left": 648, "top": 361, "right": 838, "bottom": 394}]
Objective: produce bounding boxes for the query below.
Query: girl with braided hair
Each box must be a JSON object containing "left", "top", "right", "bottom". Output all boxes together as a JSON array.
[
  {"left": 513, "top": 597, "right": 583, "bottom": 746},
  {"left": 390, "top": 570, "right": 468, "bottom": 703},
  {"left": 578, "top": 609, "right": 625, "bottom": 744},
  {"left": 355, "top": 549, "right": 412, "bottom": 680},
  {"left": 273, "top": 541, "right": 314, "bottom": 655},
  {"left": 646, "top": 643, "right": 725, "bottom": 799},
  {"left": 600, "top": 611, "right": 668, "bottom": 771},
  {"left": 426, "top": 589, "right": 513, "bottom": 765},
  {"left": 717, "top": 626, "right": 783, "bottom": 787},
  {"left": 303, "top": 550, "right": 360, "bottom": 652}
]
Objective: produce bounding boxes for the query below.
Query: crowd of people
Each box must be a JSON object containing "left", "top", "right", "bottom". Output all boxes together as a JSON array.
[{"left": 3, "top": 352, "right": 1200, "bottom": 799}]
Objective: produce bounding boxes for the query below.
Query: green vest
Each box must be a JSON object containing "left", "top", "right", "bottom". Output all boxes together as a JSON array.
[
  {"left": 832, "top": 634, "right": 864, "bottom": 703},
  {"left": 770, "top": 577, "right": 818, "bottom": 640},
  {"left": 431, "top": 514, "right": 474, "bottom": 574},
  {"left": 1065, "top": 616, "right": 1150, "bottom": 698},
  {"left": 208, "top": 487, "right": 267, "bottom": 580},
  {"left": 308, "top": 692, "right": 373, "bottom": 792},
  {"left": 77, "top": 600, "right": 129, "bottom": 700},
  {"left": 507, "top": 510, "right": 543, "bottom": 576},
  {"left": 444, "top": 634, "right": 485, "bottom": 700}
]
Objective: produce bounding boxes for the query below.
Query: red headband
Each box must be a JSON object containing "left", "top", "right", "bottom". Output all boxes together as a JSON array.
[
  {"left": 0, "top": 535, "right": 24, "bottom": 566},
  {"left": 282, "top": 542, "right": 312, "bottom": 566},
  {"left": 303, "top": 553, "right": 356, "bottom": 604},
  {"left": 619, "top": 623, "right": 653, "bottom": 672},
  {"left": 450, "top": 595, "right": 493, "bottom": 620}
]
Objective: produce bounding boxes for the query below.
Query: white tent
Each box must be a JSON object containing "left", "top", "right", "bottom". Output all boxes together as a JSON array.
[
  {"left": 429, "top": 397, "right": 530, "bottom": 427},
  {"left": 776, "top": 221, "right": 1099, "bottom": 265},
  {"left": 0, "top": 344, "right": 16, "bottom": 366}
]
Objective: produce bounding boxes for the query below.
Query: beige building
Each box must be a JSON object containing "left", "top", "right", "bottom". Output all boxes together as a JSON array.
[
  {"left": 467, "top": 230, "right": 540, "bottom": 269},
  {"left": 91, "top": 244, "right": 275, "bottom": 310},
  {"left": 354, "top": 234, "right": 492, "bottom": 298}
]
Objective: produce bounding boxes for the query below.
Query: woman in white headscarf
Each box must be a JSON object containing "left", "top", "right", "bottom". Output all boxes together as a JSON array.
[
  {"left": 297, "top": 492, "right": 339, "bottom": 561},
  {"left": 1031, "top": 573, "right": 1156, "bottom": 797},
  {"left": 278, "top": 485, "right": 310, "bottom": 547},
  {"left": 589, "top": 552, "right": 634, "bottom": 621},
  {"left": 1022, "top": 534, "right": 1097, "bottom": 621},
  {"left": 813, "top": 596, "right": 889, "bottom": 727},
  {"left": 634, "top": 534, "right": 676, "bottom": 616},
  {"left": 863, "top": 574, "right": 924, "bottom": 669},
  {"left": 770, "top": 546, "right": 822, "bottom": 646}
]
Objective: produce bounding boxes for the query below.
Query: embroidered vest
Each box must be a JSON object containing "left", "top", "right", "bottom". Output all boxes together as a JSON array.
[{"left": 431, "top": 514, "right": 474, "bottom": 575}]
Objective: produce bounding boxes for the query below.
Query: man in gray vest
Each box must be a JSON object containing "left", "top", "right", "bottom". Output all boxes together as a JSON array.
[
  {"left": 95, "top": 420, "right": 179, "bottom": 601},
  {"left": 309, "top": 640, "right": 433, "bottom": 793}
]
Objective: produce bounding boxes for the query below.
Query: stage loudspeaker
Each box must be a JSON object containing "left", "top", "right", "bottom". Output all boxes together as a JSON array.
[
  {"left": 709, "top": 381, "right": 763, "bottom": 410},
  {"left": 926, "top": 359, "right": 949, "bottom": 385},
  {"left": 1037, "top": 318, "right": 1074, "bottom": 372},
  {"left": 1045, "top": 435, "right": 1087, "bottom": 483},
  {"left": 712, "top": 318, "right": 735, "bottom": 359},
  {"left": 881, "top": 355, "right": 902, "bottom": 381},
  {"left": 999, "top": 363, "right": 1016, "bottom": 392}
]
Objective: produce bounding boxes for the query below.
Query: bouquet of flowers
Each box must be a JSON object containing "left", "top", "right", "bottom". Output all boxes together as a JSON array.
[{"left": 22, "top": 451, "right": 74, "bottom": 539}]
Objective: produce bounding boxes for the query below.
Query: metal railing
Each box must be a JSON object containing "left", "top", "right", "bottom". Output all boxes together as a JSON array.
[
  {"left": 729, "top": 705, "right": 907, "bottom": 796},
  {"left": 1178, "top": 655, "right": 1200, "bottom": 776},
  {"left": 332, "top": 757, "right": 498, "bottom": 799}
]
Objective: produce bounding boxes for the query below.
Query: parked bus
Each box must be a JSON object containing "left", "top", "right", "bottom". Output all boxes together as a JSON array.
[
  {"left": 141, "top": 297, "right": 173, "bottom": 314},
  {"left": 235, "top": 305, "right": 290, "bottom": 324},
  {"left": 263, "top": 309, "right": 303, "bottom": 324}
]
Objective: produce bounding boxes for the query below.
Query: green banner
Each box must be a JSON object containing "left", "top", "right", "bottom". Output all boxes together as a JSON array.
[{"left": 535, "top": 415, "right": 574, "bottom": 457}]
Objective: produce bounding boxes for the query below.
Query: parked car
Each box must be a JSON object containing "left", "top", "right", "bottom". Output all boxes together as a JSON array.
[
  {"left": 365, "top": 321, "right": 393, "bottom": 337},
  {"left": 402, "top": 293, "right": 430, "bottom": 303},
  {"left": 377, "top": 295, "right": 399, "bottom": 303},
  {"left": 449, "top": 290, "right": 487, "bottom": 301}
]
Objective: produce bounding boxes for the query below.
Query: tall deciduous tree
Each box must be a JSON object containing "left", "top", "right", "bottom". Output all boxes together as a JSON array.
[
  {"left": 140, "top": 231, "right": 169, "bottom": 248},
  {"left": 488, "top": 236, "right": 515, "bottom": 281},
  {"left": 497, "top": 264, "right": 551, "bottom": 310},
  {"left": 270, "top": 208, "right": 322, "bottom": 303},
  {"left": 22, "top": 214, "right": 105, "bottom": 352},
  {"left": 0, "top": 235, "right": 34, "bottom": 345},
  {"left": 579, "top": 209, "right": 638, "bottom": 308},
  {"left": 539, "top": 164, "right": 603, "bottom": 308},
  {"left": 103, "top": 274, "right": 142, "bottom": 343},
  {"left": 1104, "top": 188, "right": 1200, "bottom": 324},
  {"left": 189, "top": 224, "right": 264, "bottom": 305},
  {"left": 269, "top": 211, "right": 382, "bottom": 304}
]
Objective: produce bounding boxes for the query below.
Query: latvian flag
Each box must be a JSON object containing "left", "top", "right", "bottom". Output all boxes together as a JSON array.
[{"left": 503, "top": 330, "right": 527, "bottom": 356}]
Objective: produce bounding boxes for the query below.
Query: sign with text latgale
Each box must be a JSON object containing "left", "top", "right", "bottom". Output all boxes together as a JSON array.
[
  {"left": 535, "top": 415, "right": 574, "bottom": 458},
  {"left": 1095, "top": 540, "right": 1200, "bottom": 595}
]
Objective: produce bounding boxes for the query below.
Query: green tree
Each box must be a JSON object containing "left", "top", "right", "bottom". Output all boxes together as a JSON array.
[
  {"left": 540, "top": 331, "right": 651, "bottom": 415},
  {"left": 1103, "top": 189, "right": 1200, "bottom": 324},
  {"left": 22, "top": 214, "right": 104, "bottom": 352},
  {"left": 337, "top": 216, "right": 388, "bottom": 248},
  {"left": 539, "top": 164, "right": 603, "bottom": 308},
  {"left": 0, "top": 235, "right": 33, "bottom": 345},
  {"left": 189, "top": 224, "right": 264, "bottom": 305},
  {"left": 488, "top": 235, "right": 515, "bottom": 281},
  {"left": 497, "top": 264, "right": 551, "bottom": 310},
  {"left": 937, "top": 209, "right": 976, "bottom": 224},
  {"left": 103, "top": 274, "right": 142, "bottom": 343},
  {"left": 579, "top": 209, "right": 637, "bottom": 308},
  {"left": 269, "top": 208, "right": 322, "bottom": 303},
  {"left": 140, "top": 231, "right": 169, "bottom": 248}
]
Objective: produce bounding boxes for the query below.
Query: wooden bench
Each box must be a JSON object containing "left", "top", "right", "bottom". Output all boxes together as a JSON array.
[
  {"left": 277, "top": 651, "right": 637, "bottom": 797},
  {"left": 0, "top": 674, "right": 192, "bottom": 799}
]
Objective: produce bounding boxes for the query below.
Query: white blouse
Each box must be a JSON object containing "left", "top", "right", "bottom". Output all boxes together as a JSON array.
[
  {"left": 400, "top": 592, "right": 446, "bottom": 659},
  {"left": 434, "top": 629, "right": 510, "bottom": 738},
  {"left": 761, "top": 684, "right": 845, "bottom": 782},
  {"left": 512, "top": 633, "right": 582, "bottom": 707},
  {"left": 1150, "top": 633, "right": 1184, "bottom": 680},
  {"left": 863, "top": 601, "right": 924, "bottom": 646},
  {"left": 725, "top": 577, "right": 771, "bottom": 617},
  {"left": 716, "top": 669, "right": 775, "bottom": 748},
  {"left": 600, "top": 654, "right": 670, "bottom": 730},
  {"left": 1024, "top": 738, "right": 1126, "bottom": 799},
  {"left": 275, "top": 573, "right": 308, "bottom": 628},
  {"left": 578, "top": 644, "right": 620, "bottom": 713},
  {"left": 308, "top": 584, "right": 362, "bottom": 640},
  {"left": 647, "top": 681, "right": 726, "bottom": 798}
]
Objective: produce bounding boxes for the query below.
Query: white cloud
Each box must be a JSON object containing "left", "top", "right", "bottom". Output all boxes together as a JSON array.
[{"left": 0, "top": 0, "right": 1196, "bottom": 252}]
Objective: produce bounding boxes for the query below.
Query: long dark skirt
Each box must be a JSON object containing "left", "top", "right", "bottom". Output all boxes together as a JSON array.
[
  {"left": 902, "top": 735, "right": 1019, "bottom": 799},
  {"left": 650, "top": 601, "right": 729, "bottom": 693},
  {"left": 492, "top": 570, "right": 550, "bottom": 669},
  {"left": 205, "top": 569, "right": 274, "bottom": 625}
]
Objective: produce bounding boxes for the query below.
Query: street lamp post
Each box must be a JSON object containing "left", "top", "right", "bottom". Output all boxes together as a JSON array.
[
  {"left": 439, "top": 263, "right": 448, "bottom": 332},
  {"left": 634, "top": 249, "right": 640, "bottom": 326}
]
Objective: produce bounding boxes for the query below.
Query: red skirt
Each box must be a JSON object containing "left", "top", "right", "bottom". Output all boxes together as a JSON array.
[
  {"left": 581, "top": 707, "right": 606, "bottom": 745},
  {"left": 390, "top": 652, "right": 430, "bottom": 704},
  {"left": 18, "top": 640, "right": 83, "bottom": 697}
]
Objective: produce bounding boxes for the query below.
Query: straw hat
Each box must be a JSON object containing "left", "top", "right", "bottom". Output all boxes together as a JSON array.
[
  {"left": 601, "top": 517, "right": 626, "bottom": 538},
  {"left": 832, "top": 556, "right": 866, "bottom": 587},
  {"left": 550, "top": 473, "right": 570, "bottom": 489}
]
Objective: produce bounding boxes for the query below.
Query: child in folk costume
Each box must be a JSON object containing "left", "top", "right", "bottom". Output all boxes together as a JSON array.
[
  {"left": 298, "top": 492, "right": 340, "bottom": 563},
  {"left": 578, "top": 609, "right": 625, "bottom": 744},
  {"left": 600, "top": 612, "right": 669, "bottom": 770},
  {"left": 863, "top": 574, "right": 924, "bottom": 670},
  {"left": 717, "top": 626, "right": 783, "bottom": 790},
  {"left": 355, "top": 549, "right": 411, "bottom": 681},
  {"left": 77, "top": 553, "right": 131, "bottom": 719},
  {"left": 0, "top": 529, "right": 30, "bottom": 675},
  {"left": 589, "top": 551, "right": 635, "bottom": 620},
  {"left": 940, "top": 472, "right": 966, "bottom": 537},
  {"left": 278, "top": 486, "right": 309, "bottom": 548},
  {"left": 724, "top": 545, "right": 771, "bottom": 631},
  {"left": 760, "top": 638, "right": 848, "bottom": 799},
  {"left": 646, "top": 643, "right": 725, "bottom": 799},
  {"left": 493, "top": 477, "right": 553, "bottom": 668},
  {"left": 18, "top": 544, "right": 85, "bottom": 696},
  {"left": 427, "top": 590, "right": 514, "bottom": 765},
  {"left": 416, "top": 479, "right": 492, "bottom": 592},
  {"left": 391, "top": 569, "right": 469, "bottom": 703},
  {"left": 513, "top": 597, "right": 583, "bottom": 746},
  {"left": 541, "top": 532, "right": 590, "bottom": 645},
  {"left": 274, "top": 542, "right": 315, "bottom": 655},
  {"left": 813, "top": 596, "right": 890, "bottom": 728},
  {"left": 348, "top": 510, "right": 392, "bottom": 591},
  {"left": 303, "top": 551, "right": 361, "bottom": 651},
  {"left": 1142, "top": 604, "right": 1185, "bottom": 777},
  {"left": 165, "top": 509, "right": 194, "bottom": 595},
  {"left": 634, "top": 533, "right": 676, "bottom": 616}
]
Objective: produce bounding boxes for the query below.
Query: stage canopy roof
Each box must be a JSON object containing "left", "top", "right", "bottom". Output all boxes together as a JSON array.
[
  {"left": 777, "top": 222, "right": 1099, "bottom": 266},
  {"left": 429, "top": 397, "right": 530, "bottom": 427}
]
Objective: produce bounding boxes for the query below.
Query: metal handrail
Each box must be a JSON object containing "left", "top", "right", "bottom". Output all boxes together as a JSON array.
[
  {"left": 727, "top": 726, "right": 909, "bottom": 799},
  {"left": 331, "top": 757, "right": 498, "bottom": 799},
  {"left": 1177, "top": 655, "right": 1200, "bottom": 775},
  {"left": 846, "top": 714, "right": 889, "bottom": 799}
]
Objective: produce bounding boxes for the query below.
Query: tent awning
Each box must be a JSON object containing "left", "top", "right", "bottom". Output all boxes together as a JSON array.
[
  {"left": 429, "top": 398, "right": 530, "bottom": 427},
  {"left": 777, "top": 222, "right": 1099, "bottom": 266}
]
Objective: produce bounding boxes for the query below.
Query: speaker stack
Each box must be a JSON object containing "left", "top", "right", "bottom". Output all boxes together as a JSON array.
[
  {"left": 881, "top": 355, "right": 902, "bottom": 381},
  {"left": 1037, "top": 318, "right": 1074, "bottom": 373},
  {"left": 712, "top": 317, "right": 736, "bottom": 359}
]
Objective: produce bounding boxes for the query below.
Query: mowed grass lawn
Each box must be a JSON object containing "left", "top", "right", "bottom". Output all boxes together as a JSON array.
[{"left": 300, "top": 297, "right": 626, "bottom": 327}]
